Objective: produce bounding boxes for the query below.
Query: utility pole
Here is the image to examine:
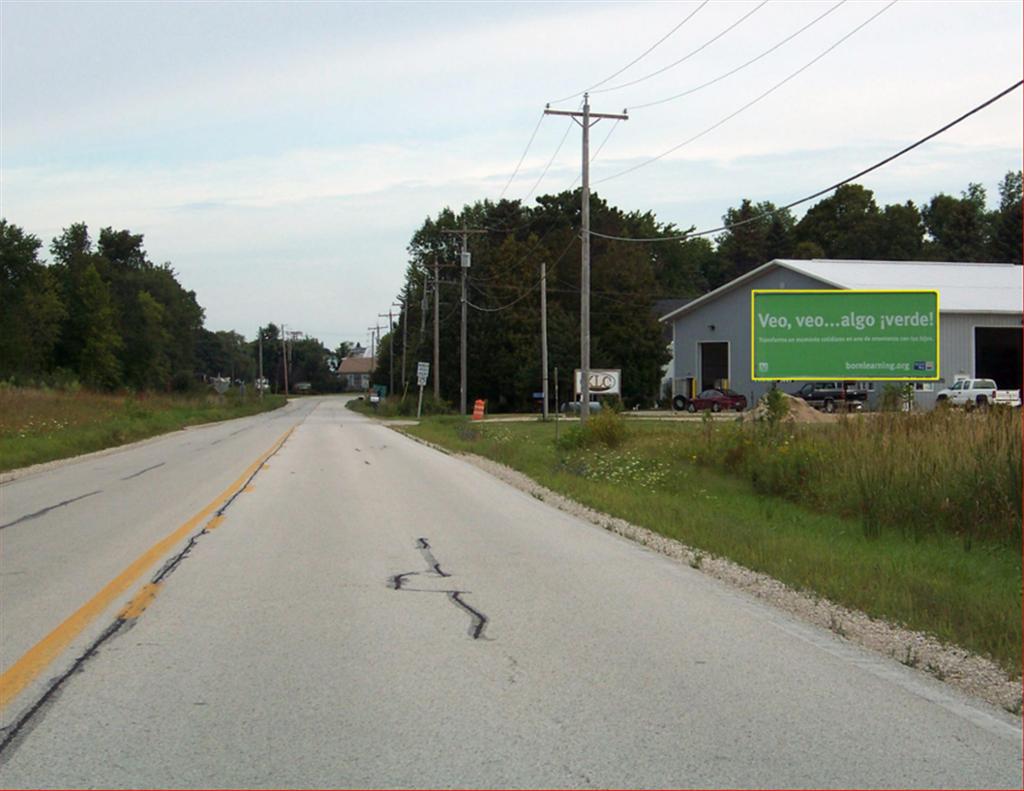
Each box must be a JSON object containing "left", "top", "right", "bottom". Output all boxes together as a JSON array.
[
  {"left": 280, "top": 322, "right": 289, "bottom": 396},
  {"left": 545, "top": 94, "right": 628, "bottom": 422},
  {"left": 258, "top": 327, "right": 264, "bottom": 400},
  {"left": 400, "top": 297, "right": 408, "bottom": 397},
  {"left": 441, "top": 223, "right": 486, "bottom": 415},
  {"left": 379, "top": 309, "right": 395, "bottom": 396},
  {"left": 541, "top": 261, "right": 549, "bottom": 421},
  {"left": 433, "top": 258, "right": 440, "bottom": 401},
  {"left": 367, "top": 325, "right": 381, "bottom": 393}
]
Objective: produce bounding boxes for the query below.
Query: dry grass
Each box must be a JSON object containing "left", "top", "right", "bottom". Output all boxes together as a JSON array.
[{"left": 0, "top": 386, "right": 285, "bottom": 471}]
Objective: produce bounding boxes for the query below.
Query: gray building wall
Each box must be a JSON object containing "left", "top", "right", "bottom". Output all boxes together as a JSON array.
[
  {"left": 922, "top": 312, "right": 1022, "bottom": 408},
  {"left": 669, "top": 266, "right": 1021, "bottom": 410},
  {"left": 670, "top": 267, "right": 827, "bottom": 406}
]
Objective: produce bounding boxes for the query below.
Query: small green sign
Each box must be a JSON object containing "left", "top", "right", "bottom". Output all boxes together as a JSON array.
[{"left": 751, "top": 290, "right": 939, "bottom": 381}]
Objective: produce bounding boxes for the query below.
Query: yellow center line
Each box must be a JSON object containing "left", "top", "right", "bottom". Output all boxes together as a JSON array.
[{"left": 0, "top": 426, "right": 295, "bottom": 713}]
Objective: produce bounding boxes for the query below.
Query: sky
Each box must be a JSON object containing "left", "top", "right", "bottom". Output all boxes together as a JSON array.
[{"left": 2, "top": 0, "right": 1021, "bottom": 349}]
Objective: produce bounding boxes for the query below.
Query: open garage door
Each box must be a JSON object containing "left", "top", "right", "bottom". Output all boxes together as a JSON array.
[
  {"left": 699, "top": 341, "right": 729, "bottom": 391},
  {"left": 975, "top": 327, "right": 1022, "bottom": 392}
]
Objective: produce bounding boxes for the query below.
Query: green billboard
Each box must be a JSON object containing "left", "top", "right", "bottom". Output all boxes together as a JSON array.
[{"left": 751, "top": 290, "right": 940, "bottom": 381}]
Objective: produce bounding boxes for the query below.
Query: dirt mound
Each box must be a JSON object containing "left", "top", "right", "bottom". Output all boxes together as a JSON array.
[{"left": 742, "top": 392, "right": 831, "bottom": 424}]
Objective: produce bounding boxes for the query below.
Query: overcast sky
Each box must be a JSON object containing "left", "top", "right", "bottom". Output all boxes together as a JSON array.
[{"left": 2, "top": 0, "right": 1021, "bottom": 348}]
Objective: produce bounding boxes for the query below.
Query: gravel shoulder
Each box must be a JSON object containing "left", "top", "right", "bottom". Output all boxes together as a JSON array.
[{"left": 398, "top": 427, "right": 1022, "bottom": 716}]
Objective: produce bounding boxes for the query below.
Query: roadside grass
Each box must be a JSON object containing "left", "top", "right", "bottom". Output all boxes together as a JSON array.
[
  {"left": 345, "top": 393, "right": 453, "bottom": 418},
  {"left": 0, "top": 386, "right": 287, "bottom": 472},
  {"left": 403, "top": 415, "right": 1022, "bottom": 675}
]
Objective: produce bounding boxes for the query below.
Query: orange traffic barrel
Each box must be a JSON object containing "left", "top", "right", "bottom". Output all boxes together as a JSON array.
[{"left": 472, "top": 399, "right": 486, "bottom": 420}]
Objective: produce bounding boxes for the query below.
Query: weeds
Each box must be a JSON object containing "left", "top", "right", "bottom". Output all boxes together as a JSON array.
[
  {"left": 404, "top": 415, "right": 1022, "bottom": 675},
  {"left": 0, "top": 387, "right": 286, "bottom": 472}
]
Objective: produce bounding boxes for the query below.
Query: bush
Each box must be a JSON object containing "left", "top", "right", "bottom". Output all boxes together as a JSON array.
[{"left": 556, "top": 409, "right": 627, "bottom": 451}]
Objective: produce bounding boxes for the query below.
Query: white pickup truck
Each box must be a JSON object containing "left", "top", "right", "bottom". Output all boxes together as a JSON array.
[{"left": 935, "top": 378, "right": 1021, "bottom": 408}]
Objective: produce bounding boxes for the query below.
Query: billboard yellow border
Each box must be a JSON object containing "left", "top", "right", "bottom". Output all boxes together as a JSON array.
[{"left": 750, "top": 289, "right": 941, "bottom": 382}]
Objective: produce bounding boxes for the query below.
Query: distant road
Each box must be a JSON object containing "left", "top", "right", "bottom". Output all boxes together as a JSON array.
[{"left": 1, "top": 396, "right": 1020, "bottom": 788}]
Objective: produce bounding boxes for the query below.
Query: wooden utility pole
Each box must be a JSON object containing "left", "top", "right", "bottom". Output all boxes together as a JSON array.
[
  {"left": 433, "top": 259, "right": 440, "bottom": 401},
  {"left": 280, "top": 323, "right": 289, "bottom": 396},
  {"left": 400, "top": 297, "right": 408, "bottom": 396},
  {"left": 258, "top": 327, "right": 264, "bottom": 400},
  {"left": 378, "top": 310, "right": 395, "bottom": 396},
  {"left": 441, "top": 223, "right": 486, "bottom": 415},
  {"left": 541, "top": 261, "right": 549, "bottom": 421},
  {"left": 544, "top": 94, "right": 628, "bottom": 422}
]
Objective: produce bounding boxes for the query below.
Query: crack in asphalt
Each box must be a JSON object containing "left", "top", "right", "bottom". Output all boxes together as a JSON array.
[
  {"left": 0, "top": 423, "right": 297, "bottom": 761},
  {"left": 390, "top": 538, "right": 488, "bottom": 640},
  {"left": 120, "top": 462, "right": 165, "bottom": 481},
  {"left": 0, "top": 491, "right": 103, "bottom": 531}
]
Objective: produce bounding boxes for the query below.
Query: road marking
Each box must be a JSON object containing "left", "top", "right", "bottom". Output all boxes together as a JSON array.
[
  {"left": 118, "top": 583, "right": 161, "bottom": 620},
  {"left": 0, "top": 427, "right": 294, "bottom": 713}
]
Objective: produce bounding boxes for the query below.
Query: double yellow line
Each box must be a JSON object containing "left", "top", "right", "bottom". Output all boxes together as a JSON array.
[{"left": 0, "top": 427, "right": 294, "bottom": 713}]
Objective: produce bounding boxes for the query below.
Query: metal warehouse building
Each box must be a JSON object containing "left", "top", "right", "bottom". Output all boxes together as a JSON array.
[{"left": 660, "top": 259, "right": 1023, "bottom": 410}]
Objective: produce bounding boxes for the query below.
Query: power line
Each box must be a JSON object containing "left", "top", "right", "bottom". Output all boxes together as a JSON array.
[
  {"left": 465, "top": 235, "right": 577, "bottom": 313},
  {"left": 587, "top": 79, "right": 1024, "bottom": 243},
  {"left": 590, "top": 1, "right": 769, "bottom": 96},
  {"left": 629, "top": 0, "right": 846, "bottom": 111},
  {"left": 498, "top": 111, "right": 546, "bottom": 200},
  {"left": 594, "top": 0, "right": 897, "bottom": 186},
  {"left": 550, "top": 1, "right": 710, "bottom": 105},
  {"left": 524, "top": 116, "right": 575, "bottom": 201}
]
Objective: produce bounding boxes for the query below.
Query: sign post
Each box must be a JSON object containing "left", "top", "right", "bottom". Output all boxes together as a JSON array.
[
  {"left": 752, "top": 290, "right": 939, "bottom": 381},
  {"left": 416, "top": 361, "right": 430, "bottom": 419}
]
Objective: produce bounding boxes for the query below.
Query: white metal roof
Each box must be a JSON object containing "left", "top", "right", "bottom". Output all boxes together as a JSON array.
[{"left": 660, "top": 259, "right": 1022, "bottom": 322}]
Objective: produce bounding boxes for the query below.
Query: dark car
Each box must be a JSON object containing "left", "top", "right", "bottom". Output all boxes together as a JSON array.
[
  {"left": 792, "top": 381, "right": 867, "bottom": 413},
  {"left": 561, "top": 400, "right": 603, "bottom": 415},
  {"left": 677, "top": 388, "right": 747, "bottom": 413}
]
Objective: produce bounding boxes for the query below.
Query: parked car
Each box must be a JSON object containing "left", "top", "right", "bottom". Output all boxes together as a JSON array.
[
  {"left": 935, "top": 378, "right": 1021, "bottom": 408},
  {"left": 561, "top": 400, "right": 603, "bottom": 415},
  {"left": 675, "top": 388, "right": 747, "bottom": 413},
  {"left": 792, "top": 382, "right": 867, "bottom": 413}
]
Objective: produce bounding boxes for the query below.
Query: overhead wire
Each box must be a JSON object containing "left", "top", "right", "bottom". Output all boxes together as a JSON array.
[
  {"left": 465, "top": 233, "right": 578, "bottom": 313},
  {"left": 550, "top": 1, "right": 710, "bottom": 104},
  {"left": 629, "top": 0, "right": 846, "bottom": 110},
  {"left": 498, "top": 111, "right": 546, "bottom": 200},
  {"left": 590, "top": 1, "right": 770, "bottom": 96},
  {"left": 586, "top": 79, "right": 1024, "bottom": 243},
  {"left": 593, "top": 0, "right": 897, "bottom": 185},
  {"left": 524, "top": 115, "right": 576, "bottom": 202}
]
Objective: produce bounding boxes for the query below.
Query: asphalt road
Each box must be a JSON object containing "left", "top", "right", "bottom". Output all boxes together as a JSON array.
[{"left": 0, "top": 396, "right": 1020, "bottom": 789}]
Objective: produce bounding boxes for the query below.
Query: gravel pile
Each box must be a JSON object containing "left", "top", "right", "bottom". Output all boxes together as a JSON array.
[
  {"left": 742, "top": 392, "right": 832, "bottom": 424},
  {"left": 443, "top": 446, "right": 1021, "bottom": 715}
]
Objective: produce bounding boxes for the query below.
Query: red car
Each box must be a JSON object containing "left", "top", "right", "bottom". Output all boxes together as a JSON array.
[{"left": 679, "top": 388, "right": 747, "bottom": 413}]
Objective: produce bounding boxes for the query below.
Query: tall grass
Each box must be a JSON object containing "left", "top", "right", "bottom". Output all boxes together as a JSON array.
[
  {"left": 685, "top": 408, "right": 1021, "bottom": 547},
  {"left": 0, "top": 386, "right": 286, "bottom": 472},
  {"left": 404, "top": 415, "right": 1022, "bottom": 674}
]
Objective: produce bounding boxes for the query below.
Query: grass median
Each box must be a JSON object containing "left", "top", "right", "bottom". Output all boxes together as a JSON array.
[
  {"left": 0, "top": 386, "right": 287, "bottom": 473},
  {"left": 402, "top": 411, "right": 1022, "bottom": 676}
]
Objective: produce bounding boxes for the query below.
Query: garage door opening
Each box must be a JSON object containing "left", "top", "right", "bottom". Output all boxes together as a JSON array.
[
  {"left": 699, "top": 341, "right": 729, "bottom": 391},
  {"left": 975, "top": 327, "right": 1022, "bottom": 392}
]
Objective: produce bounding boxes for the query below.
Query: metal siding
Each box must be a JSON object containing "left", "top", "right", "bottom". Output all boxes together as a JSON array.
[
  {"left": 672, "top": 268, "right": 831, "bottom": 405},
  {"left": 671, "top": 273, "right": 1022, "bottom": 410}
]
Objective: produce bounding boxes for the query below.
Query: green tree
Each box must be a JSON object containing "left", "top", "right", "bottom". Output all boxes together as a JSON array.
[
  {"left": 712, "top": 200, "right": 795, "bottom": 287},
  {"left": 795, "top": 184, "right": 885, "bottom": 259},
  {"left": 921, "top": 183, "right": 992, "bottom": 261},
  {"left": 0, "top": 220, "right": 66, "bottom": 378},
  {"left": 990, "top": 170, "right": 1022, "bottom": 263},
  {"left": 74, "top": 264, "right": 123, "bottom": 388}
]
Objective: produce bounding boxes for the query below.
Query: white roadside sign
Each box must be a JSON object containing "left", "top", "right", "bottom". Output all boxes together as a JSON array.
[{"left": 574, "top": 369, "right": 621, "bottom": 397}]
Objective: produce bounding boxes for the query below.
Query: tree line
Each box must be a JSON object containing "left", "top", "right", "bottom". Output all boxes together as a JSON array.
[
  {"left": 0, "top": 221, "right": 349, "bottom": 393},
  {"left": 378, "top": 171, "right": 1021, "bottom": 410},
  {"left": 2, "top": 171, "right": 1018, "bottom": 400}
]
